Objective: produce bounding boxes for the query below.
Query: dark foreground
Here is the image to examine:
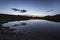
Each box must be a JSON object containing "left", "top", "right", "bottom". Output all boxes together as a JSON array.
[{"left": 0, "top": 13, "right": 60, "bottom": 40}]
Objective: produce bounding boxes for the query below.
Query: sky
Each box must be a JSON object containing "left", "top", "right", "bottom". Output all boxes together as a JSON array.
[{"left": 0, "top": 0, "right": 60, "bottom": 16}]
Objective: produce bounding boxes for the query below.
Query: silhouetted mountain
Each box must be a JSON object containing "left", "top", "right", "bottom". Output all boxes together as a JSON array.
[
  {"left": 42, "top": 14, "right": 60, "bottom": 22},
  {"left": 0, "top": 13, "right": 60, "bottom": 22},
  {"left": 0, "top": 13, "right": 41, "bottom": 23}
]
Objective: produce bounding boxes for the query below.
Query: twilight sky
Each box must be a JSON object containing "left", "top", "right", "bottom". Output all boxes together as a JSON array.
[{"left": 0, "top": 0, "right": 60, "bottom": 16}]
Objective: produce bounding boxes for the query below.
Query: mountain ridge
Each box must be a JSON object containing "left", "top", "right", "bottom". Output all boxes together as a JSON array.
[{"left": 0, "top": 13, "right": 60, "bottom": 22}]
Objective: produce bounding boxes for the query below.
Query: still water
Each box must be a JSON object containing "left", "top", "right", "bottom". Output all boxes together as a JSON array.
[{"left": 2, "top": 19, "right": 60, "bottom": 39}]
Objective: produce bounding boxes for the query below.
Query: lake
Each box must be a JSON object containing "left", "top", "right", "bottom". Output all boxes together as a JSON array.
[{"left": 2, "top": 19, "right": 60, "bottom": 39}]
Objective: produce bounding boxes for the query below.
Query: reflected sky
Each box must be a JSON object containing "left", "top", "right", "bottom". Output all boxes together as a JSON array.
[
  {"left": 2, "top": 19, "right": 60, "bottom": 38},
  {"left": 2, "top": 19, "right": 60, "bottom": 32},
  {"left": 0, "top": 0, "right": 60, "bottom": 16}
]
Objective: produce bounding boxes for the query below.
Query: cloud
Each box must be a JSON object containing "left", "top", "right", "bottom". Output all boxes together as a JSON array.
[{"left": 11, "top": 8, "right": 27, "bottom": 13}]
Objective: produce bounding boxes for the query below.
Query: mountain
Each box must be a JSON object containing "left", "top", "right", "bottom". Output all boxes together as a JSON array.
[
  {"left": 0, "top": 13, "right": 60, "bottom": 23},
  {"left": 0, "top": 13, "right": 41, "bottom": 22},
  {"left": 42, "top": 14, "right": 60, "bottom": 22}
]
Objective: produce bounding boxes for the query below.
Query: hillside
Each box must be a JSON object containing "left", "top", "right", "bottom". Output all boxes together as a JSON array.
[
  {"left": 0, "top": 13, "right": 60, "bottom": 23},
  {"left": 42, "top": 14, "right": 60, "bottom": 22},
  {"left": 0, "top": 13, "right": 41, "bottom": 23}
]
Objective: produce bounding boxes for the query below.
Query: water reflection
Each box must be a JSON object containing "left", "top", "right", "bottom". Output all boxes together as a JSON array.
[{"left": 2, "top": 19, "right": 60, "bottom": 38}]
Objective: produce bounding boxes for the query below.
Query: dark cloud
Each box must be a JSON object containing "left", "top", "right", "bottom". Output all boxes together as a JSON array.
[
  {"left": 11, "top": 8, "right": 27, "bottom": 13},
  {"left": 12, "top": 8, "right": 20, "bottom": 11}
]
